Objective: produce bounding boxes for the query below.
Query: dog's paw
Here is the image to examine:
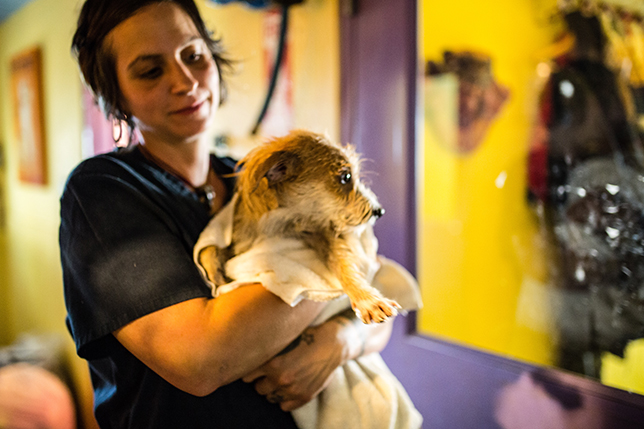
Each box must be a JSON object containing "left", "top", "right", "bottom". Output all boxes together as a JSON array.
[{"left": 352, "top": 296, "right": 401, "bottom": 324}]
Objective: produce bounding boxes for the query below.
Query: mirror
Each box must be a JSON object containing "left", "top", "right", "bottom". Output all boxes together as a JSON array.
[{"left": 416, "top": 0, "right": 644, "bottom": 394}]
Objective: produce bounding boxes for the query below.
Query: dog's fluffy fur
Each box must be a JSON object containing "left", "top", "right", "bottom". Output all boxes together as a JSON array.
[{"left": 198, "top": 130, "right": 400, "bottom": 323}]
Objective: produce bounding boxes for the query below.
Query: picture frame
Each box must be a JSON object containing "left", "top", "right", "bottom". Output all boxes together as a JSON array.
[{"left": 11, "top": 47, "right": 46, "bottom": 185}]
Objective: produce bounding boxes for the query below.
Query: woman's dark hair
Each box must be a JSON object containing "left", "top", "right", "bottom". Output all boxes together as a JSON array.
[{"left": 71, "top": 0, "right": 232, "bottom": 133}]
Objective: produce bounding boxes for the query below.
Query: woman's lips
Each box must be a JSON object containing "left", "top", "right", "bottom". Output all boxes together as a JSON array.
[{"left": 171, "top": 100, "right": 206, "bottom": 115}]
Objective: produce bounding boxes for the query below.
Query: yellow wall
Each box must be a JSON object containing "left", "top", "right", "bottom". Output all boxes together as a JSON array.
[
  {"left": 0, "top": 0, "right": 338, "bottom": 425},
  {"left": 0, "top": 0, "right": 82, "bottom": 343},
  {"left": 0, "top": 26, "right": 8, "bottom": 345},
  {"left": 0, "top": 0, "right": 93, "bottom": 425},
  {"left": 417, "top": 0, "right": 644, "bottom": 395},
  {"left": 417, "top": 0, "right": 560, "bottom": 365}
]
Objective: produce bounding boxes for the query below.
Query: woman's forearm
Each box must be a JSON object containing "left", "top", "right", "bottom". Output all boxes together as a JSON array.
[{"left": 114, "top": 284, "right": 325, "bottom": 396}]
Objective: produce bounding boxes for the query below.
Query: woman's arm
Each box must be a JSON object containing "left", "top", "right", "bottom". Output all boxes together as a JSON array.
[
  {"left": 62, "top": 165, "right": 327, "bottom": 396},
  {"left": 114, "top": 284, "right": 326, "bottom": 397},
  {"left": 242, "top": 308, "right": 395, "bottom": 411}
]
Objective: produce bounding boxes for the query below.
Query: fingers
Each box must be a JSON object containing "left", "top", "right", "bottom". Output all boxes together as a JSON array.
[
  {"left": 266, "top": 390, "right": 285, "bottom": 404},
  {"left": 280, "top": 399, "right": 307, "bottom": 412},
  {"left": 248, "top": 376, "right": 310, "bottom": 410},
  {"left": 270, "top": 391, "right": 312, "bottom": 411},
  {"left": 251, "top": 376, "right": 275, "bottom": 396}
]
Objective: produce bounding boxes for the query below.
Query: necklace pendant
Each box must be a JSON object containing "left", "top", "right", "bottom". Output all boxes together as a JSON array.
[{"left": 197, "top": 184, "right": 216, "bottom": 211}]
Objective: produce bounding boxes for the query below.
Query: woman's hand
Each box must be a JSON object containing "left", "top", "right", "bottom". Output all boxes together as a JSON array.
[
  {"left": 242, "top": 309, "right": 395, "bottom": 411},
  {"left": 242, "top": 323, "right": 342, "bottom": 411}
]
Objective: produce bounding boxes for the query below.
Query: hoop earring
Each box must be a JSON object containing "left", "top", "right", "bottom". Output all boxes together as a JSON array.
[{"left": 112, "top": 118, "right": 123, "bottom": 144}]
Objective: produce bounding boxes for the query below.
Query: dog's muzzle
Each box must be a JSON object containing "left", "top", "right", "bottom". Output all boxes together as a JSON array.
[{"left": 372, "top": 207, "right": 385, "bottom": 219}]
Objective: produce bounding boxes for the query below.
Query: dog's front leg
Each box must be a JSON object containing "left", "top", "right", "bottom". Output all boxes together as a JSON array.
[{"left": 328, "top": 238, "right": 401, "bottom": 324}]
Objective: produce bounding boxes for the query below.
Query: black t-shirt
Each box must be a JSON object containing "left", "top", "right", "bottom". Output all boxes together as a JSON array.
[{"left": 59, "top": 146, "right": 298, "bottom": 429}]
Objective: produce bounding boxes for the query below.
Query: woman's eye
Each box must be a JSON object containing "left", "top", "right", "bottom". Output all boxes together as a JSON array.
[
  {"left": 139, "top": 67, "right": 162, "bottom": 79},
  {"left": 339, "top": 170, "right": 352, "bottom": 185},
  {"left": 184, "top": 51, "right": 205, "bottom": 64}
]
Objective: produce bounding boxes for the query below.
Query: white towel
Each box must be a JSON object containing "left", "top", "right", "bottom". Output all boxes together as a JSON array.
[{"left": 194, "top": 196, "right": 423, "bottom": 429}]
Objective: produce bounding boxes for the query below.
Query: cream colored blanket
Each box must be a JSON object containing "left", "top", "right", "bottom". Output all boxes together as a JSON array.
[{"left": 194, "top": 195, "right": 423, "bottom": 429}]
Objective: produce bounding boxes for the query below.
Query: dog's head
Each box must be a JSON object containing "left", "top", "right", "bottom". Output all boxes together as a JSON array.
[{"left": 236, "top": 130, "right": 383, "bottom": 232}]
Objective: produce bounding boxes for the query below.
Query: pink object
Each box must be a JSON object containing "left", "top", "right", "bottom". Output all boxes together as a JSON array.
[
  {"left": 0, "top": 363, "right": 76, "bottom": 429},
  {"left": 494, "top": 372, "right": 605, "bottom": 429}
]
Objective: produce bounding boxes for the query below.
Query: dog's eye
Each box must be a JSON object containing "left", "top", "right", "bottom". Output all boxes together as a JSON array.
[{"left": 339, "top": 170, "right": 352, "bottom": 186}]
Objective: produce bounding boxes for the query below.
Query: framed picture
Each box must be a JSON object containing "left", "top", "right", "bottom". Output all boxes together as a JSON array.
[{"left": 11, "top": 47, "right": 46, "bottom": 185}]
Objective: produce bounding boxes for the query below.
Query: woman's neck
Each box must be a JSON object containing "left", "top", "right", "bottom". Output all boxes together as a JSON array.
[{"left": 139, "top": 134, "right": 211, "bottom": 188}]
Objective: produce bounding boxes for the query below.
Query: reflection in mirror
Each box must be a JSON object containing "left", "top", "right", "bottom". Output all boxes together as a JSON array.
[
  {"left": 416, "top": 0, "right": 644, "bottom": 395},
  {"left": 494, "top": 368, "right": 607, "bottom": 428}
]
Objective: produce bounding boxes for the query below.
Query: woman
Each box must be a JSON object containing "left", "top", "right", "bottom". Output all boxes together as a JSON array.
[{"left": 60, "top": 0, "right": 394, "bottom": 427}]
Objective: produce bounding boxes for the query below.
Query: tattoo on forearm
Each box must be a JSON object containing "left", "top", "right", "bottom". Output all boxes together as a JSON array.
[
  {"left": 301, "top": 329, "right": 314, "bottom": 345},
  {"left": 277, "top": 328, "right": 315, "bottom": 356}
]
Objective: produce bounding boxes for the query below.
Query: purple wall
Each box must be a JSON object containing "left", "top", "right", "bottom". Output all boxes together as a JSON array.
[{"left": 340, "top": 0, "right": 644, "bottom": 427}]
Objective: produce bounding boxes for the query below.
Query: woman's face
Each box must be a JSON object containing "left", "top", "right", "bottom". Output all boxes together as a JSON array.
[{"left": 107, "top": 2, "right": 220, "bottom": 145}]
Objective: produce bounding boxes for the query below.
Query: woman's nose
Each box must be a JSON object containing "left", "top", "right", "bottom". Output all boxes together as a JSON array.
[{"left": 171, "top": 62, "right": 198, "bottom": 94}]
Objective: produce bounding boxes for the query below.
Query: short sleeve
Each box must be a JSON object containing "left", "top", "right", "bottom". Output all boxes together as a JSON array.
[{"left": 60, "top": 157, "right": 212, "bottom": 359}]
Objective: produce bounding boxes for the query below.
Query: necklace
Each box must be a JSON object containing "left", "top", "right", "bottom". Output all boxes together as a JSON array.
[{"left": 138, "top": 144, "right": 216, "bottom": 213}]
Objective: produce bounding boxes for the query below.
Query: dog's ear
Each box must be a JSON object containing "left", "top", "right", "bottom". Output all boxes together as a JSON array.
[
  {"left": 237, "top": 150, "right": 301, "bottom": 218},
  {"left": 256, "top": 150, "right": 301, "bottom": 186}
]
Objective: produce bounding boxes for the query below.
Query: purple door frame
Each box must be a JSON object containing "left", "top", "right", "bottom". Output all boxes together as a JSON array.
[{"left": 339, "top": 0, "right": 644, "bottom": 427}]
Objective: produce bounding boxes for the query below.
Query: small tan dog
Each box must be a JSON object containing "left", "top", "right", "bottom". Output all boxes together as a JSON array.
[{"left": 198, "top": 130, "right": 401, "bottom": 323}]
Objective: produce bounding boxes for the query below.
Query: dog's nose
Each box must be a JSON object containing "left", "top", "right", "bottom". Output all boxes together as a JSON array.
[{"left": 372, "top": 207, "right": 385, "bottom": 218}]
